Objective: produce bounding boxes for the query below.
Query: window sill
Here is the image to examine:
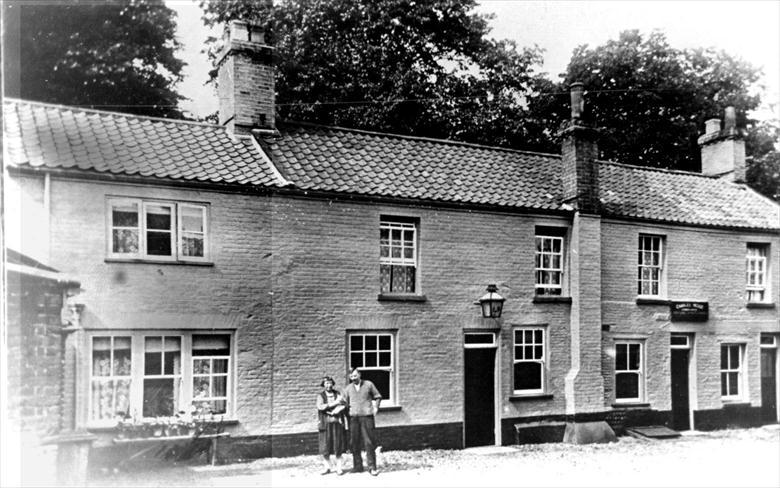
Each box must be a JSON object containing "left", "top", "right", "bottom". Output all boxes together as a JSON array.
[
  {"left": 722, "top": 400, "right": 751, "bottom": 408},
  {"left": 508, "top": 394, "right": 553, "bottom": 402},
  {"left": 611, "top": 402, "right": 650, "bottom": 409},
  {"left": 87, "top": 418, "right": 239, "bottom": 432},
  {"left": 105, "top": 257, "right": 214, "bottom": 266},
  {"left": 533, "top": 296, "right": 572, "bottom": 304},
  {"left": 747, "top": 302, "right": 776, "bottom": 309},
  {"left": 635, "top": 298, "right": 670, "bottom": 305},
  {"left": 377, "top": 294, "right": 427, "bottom": 302},
  {"left": 378, "top": 405, "right": 402, "bottom": 412}
]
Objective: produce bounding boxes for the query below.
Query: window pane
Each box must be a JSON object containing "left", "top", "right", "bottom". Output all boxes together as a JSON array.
[
  {"left": 213, "top": 358, "right": 228, "bottom": 374},
  {"left": 91, "top": 378, "right": 131, "bottom": 420},
  {"left": 361, "top": 370, "right": 390, "bottom": 400},
  {"left": 210, "top": 400, "right": 227, "bottom": 415},
  {"left": 616, "top": 344, "right": 627, "bottom": 371},
  {"left": 721, "top": 346, "right": 729, "bottom": 370},
  {"left": 143, "top": 378, "right": 177, "bottom": 417},
  {"left": 112, "top": 229, "right": 139, "bottom": 254},
  {"left": 514, "top": 346, "right": 524, "bottom": 360},
  {"left": 364, "top": 352, "right": 377, "bottom": 367},
  {"left": 729, "top": 347, "right": 740, "bottom": 369},
  {"left": 534, "top": 345, "right": 543, "bottom": 359},
  {"left": 534, "top": 330, "right": 543, "bottom": 343},
  {"left": 514, "top": 362, "right": 542, "bottom": 391},
  {"left": 350, "top": 335, "right": 363, "bottom": 351},
  {"left": 145, "top": 347, "right": 162, "bottom": 376},
  {"left": 113, "top": 204, "right": 138, "bottom": 227},
  {"left": 721, "top": 372, "right": 728, "bottom": 396},
  {"left": 193, "top": 377, "right": 210, "bottom": 398},
  {"left": 181, "top": 206, "right": 204, "bottom": 232},
  {"left": 147, "top": 231, "right": 171, "bottom": 256},
  {"left": 114, "top": 338, "right": 131, "bottom": 375},
  {"left": 365, "top": 335, "right": 377, "bottom": 351},
  {"left": 193, "top": 359, "right": 210, "bottom": 375},
  {"left": 146, "top": 205, "right": 172, "bottom": 230},
  {"left": 379, "top": 352, "right": 391, "bottom": 367},
  {"left": 92, "top": 338, "right": 112, "bottom": 376},
  {"left": 524, "top": 330, "right": 533, "bottom": 343},
  {"left": 379, "top": 335, "right": 391, "bottom": 350},
  {"left": 182, "top": 235, "right": 204, "bottom": 257},
  {"left": 193, "top": 335, "right": 230, "bottom": 356},
  {"left": 616, "top": 372, "right": 639, "bottom": 399},
  {"left": 213, "top": 375, "right": 227, "bottom": 397},
  {"left": 380, "top": 265, "right": 392, "bottom": 293},
  {"left": 628, "top": 344, "right": 640, "bottom": 370},
  {"left": 728, "top": 372, "right": 739, "bottom": 396},
  {"left": 350, "top": 352, "right": 363, "bottom": 368}
]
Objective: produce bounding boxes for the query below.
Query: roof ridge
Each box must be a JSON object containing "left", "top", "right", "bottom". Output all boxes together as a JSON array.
[
  {"left": 4, "top": 98, "right": 224, "bottom": 130},
  {"left": 279, "top": 120, "right": 562, "bottom": 159},
  {"left": 599, "top": 159, "right": 716, "bottom": 179}
]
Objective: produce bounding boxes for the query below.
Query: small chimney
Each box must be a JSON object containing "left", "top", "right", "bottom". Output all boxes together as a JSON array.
[
  {"left": 697, "top": 106, "right": 745, "bottom": 183},
  {"left": 559, "top": 82, "right": 599, "bottom": 213},
  {"left": 215, "top": 20, "right": 275, "bottom": 135}
]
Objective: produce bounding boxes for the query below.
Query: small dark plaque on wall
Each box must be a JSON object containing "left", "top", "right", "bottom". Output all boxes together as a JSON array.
[{"left": 670, "top": 301, "right": 708, "bottom": 322}]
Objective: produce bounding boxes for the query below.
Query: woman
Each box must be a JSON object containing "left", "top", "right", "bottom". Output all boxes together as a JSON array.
[{"left": 316, "top": 376, "right": 347, "bottom": 475}]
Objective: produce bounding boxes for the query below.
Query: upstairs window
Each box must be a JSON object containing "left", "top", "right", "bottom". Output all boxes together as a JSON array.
[
  {"left": 535, "top": 227, "right": 566, "bottom": 296},
  {"left": 380, "top": 218, "right": 417, "bottom": 294},
  {"left": 638, "top": 235, "right": 664, "bottom": 297},
  {"left": 746, "top": 244, "right": 769, "bottom": 303},
  {"left": 108, "top": 198, "right": 209, "bottom": 262}
]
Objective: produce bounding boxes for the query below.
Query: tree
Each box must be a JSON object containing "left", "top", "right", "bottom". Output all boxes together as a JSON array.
[
  {"left": 543, "top": 30, "right": 769, "bottom": 174},
  {"left": 200, "top": 0, "right": 557, "bottom": 152},
  {"left": 16, "top": 0, "right": 185, "bottom": 118}
]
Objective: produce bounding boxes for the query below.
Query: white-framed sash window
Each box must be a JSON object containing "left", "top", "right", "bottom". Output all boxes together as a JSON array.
[
  {"left": 721, "top": 343, "right": 746, "bottom": 401},
  {"left": 615, "top": 341, "right": 644, "bottom": 402},
  {"left": 513, "top": 328, "right": 546, "bottom": 394},
  {"left": 746, "top": 244, "right": 769, "bottom": 303},
  {"left": 638, "top": 235, "right": 664, "bottom": 297},
  {"left": 380, "top": 219, "right": 417, "bottom": 293},
  {"left": 107, "top": 198, "right": 209, "bottom": 262},
  {"left": 348, "top": 332, "right": 395, "bottom": 405}
]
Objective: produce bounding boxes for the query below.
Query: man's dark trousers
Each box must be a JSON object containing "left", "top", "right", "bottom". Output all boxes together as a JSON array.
[{"left": 349, "top": 415, "right": 377, "bottom": 471}]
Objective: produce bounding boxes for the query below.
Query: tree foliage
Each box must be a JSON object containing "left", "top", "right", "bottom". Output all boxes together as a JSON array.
[
  {"left": 200, "top": 0, "right": 557, "bottom": 151},
  {"left": 17, "top": 0, "right": 185, "bottom": 118},
  {"left": 543, "top": 30, "right": 765, "bottom": 172}
]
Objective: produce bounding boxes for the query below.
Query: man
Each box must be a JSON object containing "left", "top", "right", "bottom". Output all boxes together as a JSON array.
[{"left": 342, "top": 368, "right": 382, "bottom": 476}]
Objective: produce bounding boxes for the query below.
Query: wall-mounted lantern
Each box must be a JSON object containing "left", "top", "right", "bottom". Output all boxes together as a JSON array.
[{"left": 478, "top": 284, "right": 504, "bottom": 318}]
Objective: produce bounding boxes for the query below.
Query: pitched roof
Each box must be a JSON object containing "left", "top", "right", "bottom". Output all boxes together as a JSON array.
[
  {"left": 264, "top": 123, "right": 780, "bottom": 230},
  {"left": 3, "top": 99, "right": 287, "bottom": 187},
  {"left": 4, "top": 99, "right": 778, "bottom": 230}
]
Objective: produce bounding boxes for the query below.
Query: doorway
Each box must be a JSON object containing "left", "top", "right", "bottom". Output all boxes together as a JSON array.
[
  {"left": 760, "top": 336, "right": 778, "bottom": 423},
  {"left": 464, "top": 332, "right": 497, "bottom": 447},
  {"left": 670, "top": 334, "right": 692, "bottom": 431}
]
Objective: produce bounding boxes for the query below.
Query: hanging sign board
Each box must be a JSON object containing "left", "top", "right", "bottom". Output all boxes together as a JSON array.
[{"left": 670, "top": 301, "right": 708, "bottom": 322}]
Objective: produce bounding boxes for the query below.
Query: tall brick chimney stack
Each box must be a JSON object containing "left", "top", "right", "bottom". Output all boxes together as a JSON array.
[
  {"left": 559, "top": 82, "right": 599, "bottom": 213},
  {"left": 697, "top": 106, "right": 746, "bottom": 183},
  {"left": 215, "top": 21, "right": 275, "bottom": 135}
]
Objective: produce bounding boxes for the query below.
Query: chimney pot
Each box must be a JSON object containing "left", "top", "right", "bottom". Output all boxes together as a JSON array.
[
  {"left": 570, "top": 82, "right": 585, "bottom": 120},
  {"left": 705, "top": 118, "right": 721, "bottom": 135}
]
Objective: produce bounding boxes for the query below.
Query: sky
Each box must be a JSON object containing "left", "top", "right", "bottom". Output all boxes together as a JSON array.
[{"left": 167, "top": 0, "right": 780, "bottom": 122}]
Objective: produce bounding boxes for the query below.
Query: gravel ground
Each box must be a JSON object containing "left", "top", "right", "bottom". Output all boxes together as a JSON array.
[{"left": 89, "top": 425, "right": 780, "bottom": 487}]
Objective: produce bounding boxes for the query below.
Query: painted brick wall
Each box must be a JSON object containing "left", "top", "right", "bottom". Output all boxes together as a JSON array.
[
  {"left": 600, "top": 219, "right": 780, "bottom": 414},
  {"left": 268, "top": 195, "right": 576, "bottom": 434},
  {"left": 42, "top": 177, "right": 275, "bottom": 435}
]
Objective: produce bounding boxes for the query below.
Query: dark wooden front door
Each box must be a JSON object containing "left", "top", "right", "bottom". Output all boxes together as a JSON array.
[
  {"left": 464, "top": 347, "right": 495, "bottom": 447},
  {"left": 761, "top": 348, "right": 777, "bottom": 423},
  {"left": 671, "top": 348, "right": 690, "bottom": 431}
]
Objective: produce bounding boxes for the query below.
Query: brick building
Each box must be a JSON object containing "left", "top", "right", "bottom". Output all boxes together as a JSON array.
[{"left": 3, "top": 21, "right": 779, "bottom": 465}]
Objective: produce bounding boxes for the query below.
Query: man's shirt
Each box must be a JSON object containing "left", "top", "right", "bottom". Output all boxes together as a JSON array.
[{"left": 343, "top": 380, "right": 382, "bottom": 416}]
